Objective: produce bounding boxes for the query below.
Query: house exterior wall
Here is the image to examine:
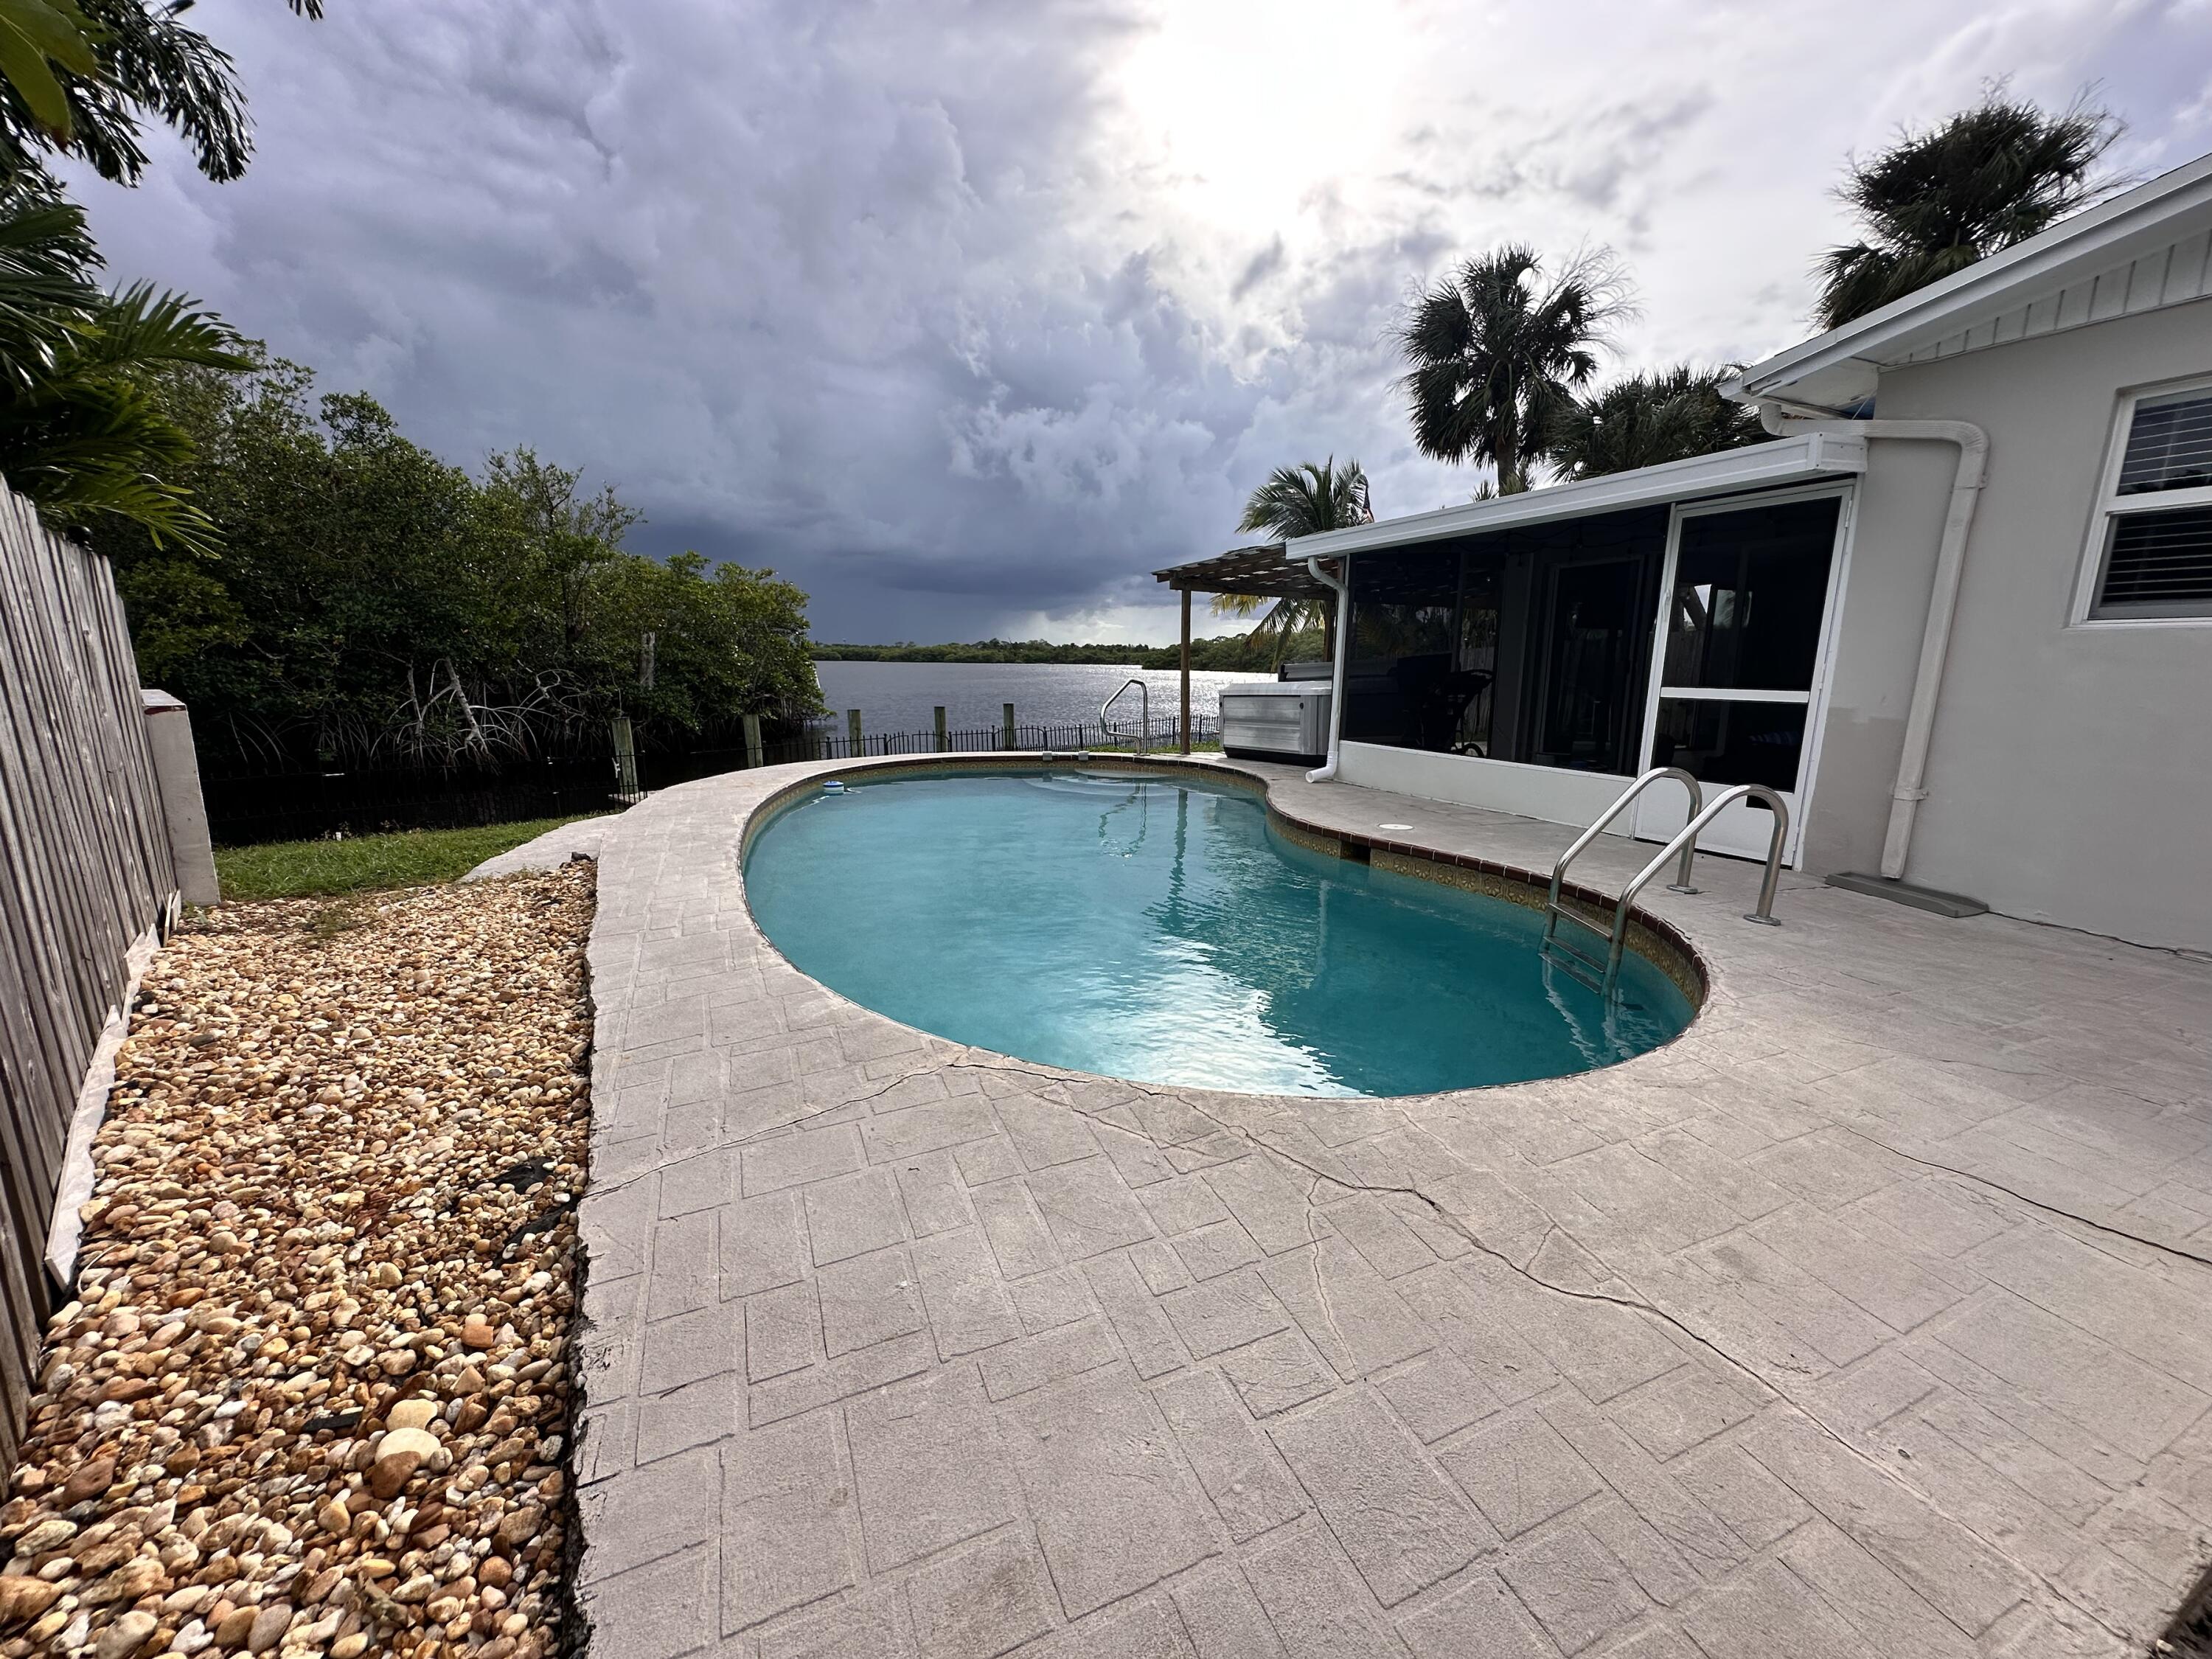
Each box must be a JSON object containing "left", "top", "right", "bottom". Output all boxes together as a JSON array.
[
  {"left": 1821, "top": 296, "right": 2212, "bottom": 949},
  {"left": 1795, "top": 448, "right": 1952, "bottom": 877}
]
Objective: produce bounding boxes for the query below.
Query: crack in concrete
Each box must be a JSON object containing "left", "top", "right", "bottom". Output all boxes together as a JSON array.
[
  {"left": 726, "top": 1056, "right": 956, "bottom": 1147},
  {"left": 1830, "top": 1121, "right": 2212, "bottom": 1275},
  {"left": 1293, "top": 1175, "right": 1354, "bottom": 1365},
  {"left": 585, "top": 1029, "right": 2147, "bottom": 1649},
  {"left": 945, "top": 1051, "right": 2135, "bottom": 1647},
  {"left": 583, "top": 1053, "right": 959, "bottom": 1207}
]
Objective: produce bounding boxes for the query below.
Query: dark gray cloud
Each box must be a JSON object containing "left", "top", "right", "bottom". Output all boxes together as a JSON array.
[{"left": 69, "top": 0, "right": 2208, "bottom": 641}]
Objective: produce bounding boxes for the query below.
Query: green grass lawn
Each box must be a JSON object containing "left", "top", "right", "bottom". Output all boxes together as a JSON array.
[{"left": 214, "top": 815, "right": 610, "bottom": 902}]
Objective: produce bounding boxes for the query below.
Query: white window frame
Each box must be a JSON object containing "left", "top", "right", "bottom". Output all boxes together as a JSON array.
[
  {"left": 2071, "top": 372, "right": 2212, "bottom": 629},
  {"left": 1632, "top": 480, "right": 1857, "bottom": 866}
]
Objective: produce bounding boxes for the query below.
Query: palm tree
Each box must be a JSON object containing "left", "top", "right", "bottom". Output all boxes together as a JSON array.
[
  {"left": 0, "top": 183, "right": 246, "bottom": 549},
  {"left": 1547, "top": 365, "right": 1765, "bottom": 479},
  {"left": 1214, "top": 457, "right": 1370, "bottom": 661},
  {"left": 1396, "top": 246, "right": 1627, "bottom": 494},
  {"left": 1817, "top": 91, "right": 2123, "bottom": 330},
  {"left": 1237, "top": 456, "right": 1370, "bottom": 541}
]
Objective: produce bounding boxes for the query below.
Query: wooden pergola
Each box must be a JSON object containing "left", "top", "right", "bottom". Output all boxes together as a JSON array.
[{"left": 1153, "top": 543, "right": 1338, "bottom": 755}]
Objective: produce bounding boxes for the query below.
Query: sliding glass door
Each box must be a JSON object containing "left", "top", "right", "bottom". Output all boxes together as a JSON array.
[{"left": 1631, "top": 487, "right": 1851, "bottom": 861}]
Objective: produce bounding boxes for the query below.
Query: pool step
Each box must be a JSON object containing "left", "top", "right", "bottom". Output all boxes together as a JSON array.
[{"left": 1540, "top": 902, "right": 1615, "bottom": 992}]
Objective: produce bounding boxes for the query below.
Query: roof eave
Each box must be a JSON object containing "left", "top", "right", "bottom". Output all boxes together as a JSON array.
[
  {"left": 1286, "top": 433, "right": 1865, "bottom": 560},
  {"left": 1730, "top": 149, "right": 2212, "bottom": 403}
]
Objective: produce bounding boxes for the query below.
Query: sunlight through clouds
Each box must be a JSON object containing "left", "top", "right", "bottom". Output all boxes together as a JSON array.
[{"left": 1114, "top": 0, "right": 1408, "bottom": 250}]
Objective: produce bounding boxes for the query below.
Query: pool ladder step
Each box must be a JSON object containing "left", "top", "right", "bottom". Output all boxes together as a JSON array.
[
  {"left": 1538, "top": 767, "right": 1793, "bottom": 1000},
  {"left": 1540, "top": 902, "right": 1615, "bottom": 994}
]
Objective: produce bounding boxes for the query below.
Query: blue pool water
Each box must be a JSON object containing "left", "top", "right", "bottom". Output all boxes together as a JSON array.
[{"left": 743, "top": 771, "right": 1695, "bottom": 1098}]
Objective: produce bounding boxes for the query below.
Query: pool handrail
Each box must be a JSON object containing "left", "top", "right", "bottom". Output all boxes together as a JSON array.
[
  {"left": 1545, "top": 766, "right": 1704, "bottom": 918},
  {"left": 1100, "top": 677, "right": 1150, "bottom": 757},
  {"left": 1592, "top": 782, "right": 1790, "bottom": 990}
]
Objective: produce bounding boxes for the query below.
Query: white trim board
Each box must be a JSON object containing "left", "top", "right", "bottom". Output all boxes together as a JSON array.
[
  {"left": 1287, "top": 434, "right": 1866, "bottom": 561},
  {"left": 45, "top": 922, "right": 164, "bottom": 1290}
]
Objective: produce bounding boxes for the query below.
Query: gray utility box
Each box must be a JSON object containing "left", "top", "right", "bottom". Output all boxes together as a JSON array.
[{"left": 1220, "top": 682, "right": 1332, "bottom": 762}]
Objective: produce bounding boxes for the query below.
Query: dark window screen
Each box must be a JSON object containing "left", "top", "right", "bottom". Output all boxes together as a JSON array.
[
  {"left": 1649, "top": 699, "right": 1807, "bottom": 792},
  {"left": 1663, "top": 497, "right": 1840, "bottom": 692},
  {"left": 2096, "top": 505, "right": 2212, "bottom": 616},
  {"left": 1455, "top": 557, "right": 1501, "bottom": 754},
  {"left": 1534, "top": 559, "right": 1644, "bottom": 772},
  {"left": 1343, "top": 550, "right": 1458, "bottom": 748},
  {"left": 2118, "top": 392, "right": 2212, "bottom": 495}
]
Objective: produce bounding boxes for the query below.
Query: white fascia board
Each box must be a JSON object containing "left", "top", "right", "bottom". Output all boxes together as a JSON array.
[
  {"left": 1287, "top": 432, "right": 1865, "bottom": 560},
  {"left": 1729, "top": 150, "right": 2212, "bottom": 408}
]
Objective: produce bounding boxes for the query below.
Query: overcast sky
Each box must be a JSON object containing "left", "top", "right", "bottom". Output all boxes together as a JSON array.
[{"left": 70, "top": 0, "right": 2212, "bottom": 642}]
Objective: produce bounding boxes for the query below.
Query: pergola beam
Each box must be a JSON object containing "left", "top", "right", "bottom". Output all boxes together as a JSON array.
[
  {"left": 1153, "top": 543, "right": 1340, "bottom": 751},
  {"left": 1179, "top": 589, "right": 1192, "bottom": 755},
  {"left": 1151, "top": 543, "right": 1332, "bottom": 599}
]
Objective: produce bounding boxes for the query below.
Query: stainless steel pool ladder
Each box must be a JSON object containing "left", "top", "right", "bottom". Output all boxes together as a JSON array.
[
  {"left": 1099, "top": 678, "right": 1150, "bottom": 756},
  {"left": 1542, "top": 768, "right": 1790, "bottom": 998}
]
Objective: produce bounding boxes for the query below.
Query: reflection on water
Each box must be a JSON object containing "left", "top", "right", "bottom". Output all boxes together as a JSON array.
[{"left": 743, "top": 772, "right": 1693, "bottom": 1097}]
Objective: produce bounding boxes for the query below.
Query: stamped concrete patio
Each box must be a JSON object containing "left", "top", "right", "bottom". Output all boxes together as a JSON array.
[{"left": 487, "top": 757, "right": 2212, "bottom": 1659}]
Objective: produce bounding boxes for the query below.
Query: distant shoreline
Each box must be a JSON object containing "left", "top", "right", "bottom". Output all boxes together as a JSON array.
[{"left": 810, "top": 635, "right": 1319, "bottom": 672}]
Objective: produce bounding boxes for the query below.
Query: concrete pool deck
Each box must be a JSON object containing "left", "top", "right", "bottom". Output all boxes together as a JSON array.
[{"left": 487, "top": 756, "right": 2212, "bottom": 1658}]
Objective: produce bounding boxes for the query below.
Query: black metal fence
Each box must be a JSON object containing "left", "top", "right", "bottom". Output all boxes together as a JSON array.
[
  {"left": 203, "top": 756, "right": 640, "bottom": 846},
  {"left": 766, "top": 715, "right": 1214, "bottom": 766},
  {"left": 204, "top": 716, "right": 1222, "bottom": 845}
]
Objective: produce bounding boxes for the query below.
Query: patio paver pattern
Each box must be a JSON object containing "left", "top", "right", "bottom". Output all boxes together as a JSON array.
[{"left": 528, "top": 758, "right": 2212, "bottom": 1659}]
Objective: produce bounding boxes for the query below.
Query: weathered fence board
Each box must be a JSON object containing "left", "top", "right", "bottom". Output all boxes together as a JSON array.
[{"left": 0, "top": 484, "right": 176, "bottom": 1469}]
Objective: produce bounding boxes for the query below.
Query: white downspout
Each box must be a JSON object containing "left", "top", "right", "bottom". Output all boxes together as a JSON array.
[
  {"left": 1305, "top": 556, "right": 1349, "bottom": 784},
  {"left": 1758, "top": 403, "right": 1988, "bottom": 880}
]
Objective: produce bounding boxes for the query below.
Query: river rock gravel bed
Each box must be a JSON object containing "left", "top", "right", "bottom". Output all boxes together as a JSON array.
[{"left": 0, "top": 866, "right": 595, "bottom": 1659}]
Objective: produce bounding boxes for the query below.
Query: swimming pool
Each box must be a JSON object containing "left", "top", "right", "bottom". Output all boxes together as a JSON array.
[{"left": 743, "top": 768, "right": 1696, "bottom": 1098}]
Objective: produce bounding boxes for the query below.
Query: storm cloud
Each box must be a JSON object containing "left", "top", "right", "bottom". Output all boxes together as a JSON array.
[{"left": 70, "top": 0, "right": 2212, "bottom": 640}]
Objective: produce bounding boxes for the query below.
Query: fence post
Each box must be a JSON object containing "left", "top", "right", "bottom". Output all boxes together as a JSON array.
[
  {"left": 846, "top": 709, "right": 863, "bottom": 758},
  {"left": 139, "top": 691, "right": 220, "bottom": 906},
  {"left": 611, "top": 715, "right": 641, "bottom": 800},
  {"left": 742, "top": 713, "right": 764, "bottom": 769},
  {"left": 1003, "top": 703, "right": 1016, "bottom": 750},
  {"left": 933, "top": 706, "right": 948, "bottom": 753}
]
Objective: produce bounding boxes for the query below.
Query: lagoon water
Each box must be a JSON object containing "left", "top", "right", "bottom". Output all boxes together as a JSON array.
[{"left": 810, "top": 658, "right": 1274, "bottom": 740}]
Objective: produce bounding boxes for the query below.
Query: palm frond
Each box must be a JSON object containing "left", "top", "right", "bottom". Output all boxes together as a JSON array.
[
  {"left": 1235, "top": 456, "right": 1371, "bottom": 540},
  {"left": 1548, "top": 364, "right": 1766, "bottom": 480},
  {"left": 64, "top": 279, "right": 246, "bottom": 372},
  {"left": 0, "top": 178, "right": 97, "bottom": 386},
  {"left": 0, "top": 181, "right": 240, "bottom": 550},
  {"left": 0, "top": 366, "right": 217, "bottom": 551}
]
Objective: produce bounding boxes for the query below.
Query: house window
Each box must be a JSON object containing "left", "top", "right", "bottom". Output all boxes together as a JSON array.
[{"left": 2083, "top": 382, "right": 2212, "bottom": 621}]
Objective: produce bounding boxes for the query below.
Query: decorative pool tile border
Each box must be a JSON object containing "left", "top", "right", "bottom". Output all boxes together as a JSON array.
[
  {"left": 734, "top": 751, "right": 1708, "bottom": 1008},
  {"left": 1368, "top": 849, "right": 1705, "bottom": 1007}
]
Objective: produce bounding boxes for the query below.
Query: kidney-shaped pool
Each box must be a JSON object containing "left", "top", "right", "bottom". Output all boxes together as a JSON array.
[{"left": 743, "top": 768, "right": 1695, "bottom": 1098}]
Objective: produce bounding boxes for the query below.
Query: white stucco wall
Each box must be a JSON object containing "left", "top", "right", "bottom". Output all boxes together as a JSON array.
[
  {"left": 1820, "top": 297, "right": 2212, "bottom": 950},
  {"left": 1797, "top": 452, "right": 1953, "bottom": 877},
  {"left": 1336, "top": 742, "right": 1641, "bottom": 835}
]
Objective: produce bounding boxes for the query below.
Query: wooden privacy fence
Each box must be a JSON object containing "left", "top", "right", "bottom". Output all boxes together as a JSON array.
[{"left": 0, "top": 484, "right": 178, "bottom": 1468}]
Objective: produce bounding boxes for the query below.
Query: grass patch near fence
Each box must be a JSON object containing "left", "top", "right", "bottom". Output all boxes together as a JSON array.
[{"left": 214, "top": 814, "right": 610, "bottom": 902}]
